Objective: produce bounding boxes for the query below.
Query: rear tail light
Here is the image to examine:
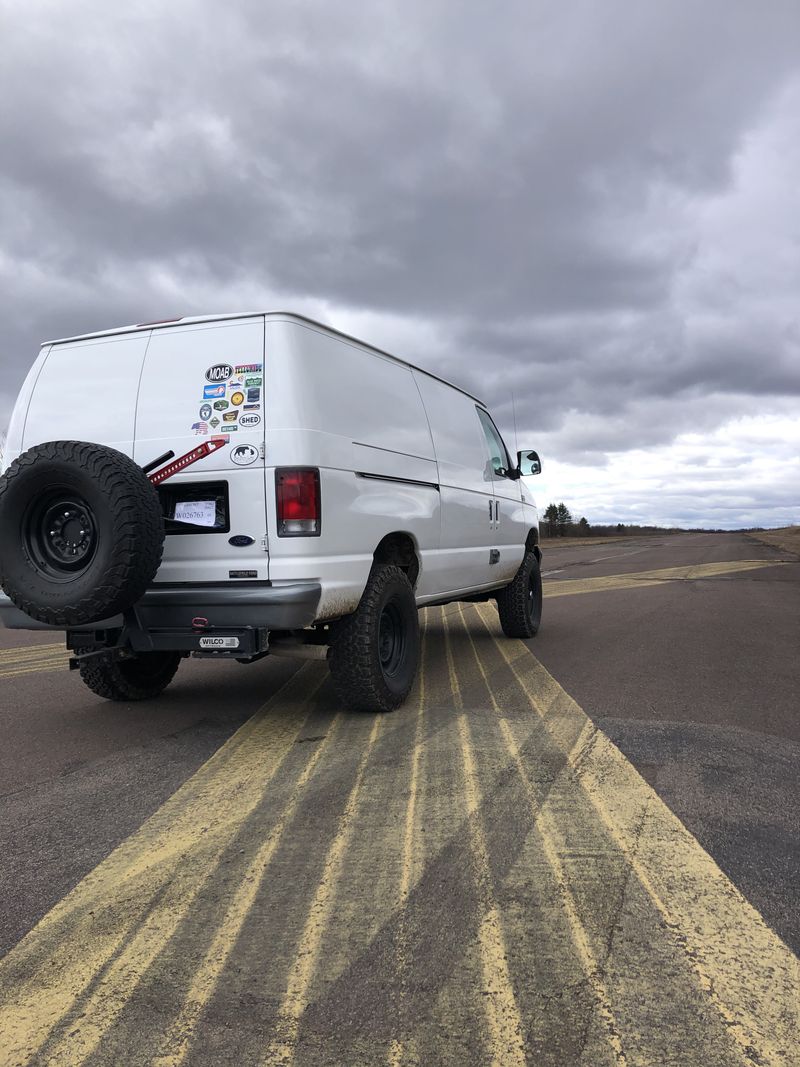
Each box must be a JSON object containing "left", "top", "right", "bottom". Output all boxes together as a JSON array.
[{"left": 276, "top": 468, "right": 321, "bottom": 537}]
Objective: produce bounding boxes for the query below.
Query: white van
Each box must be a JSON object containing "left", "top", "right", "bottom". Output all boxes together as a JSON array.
[{"left": 0, "top": 312, "right": 542, "bottom": 711}]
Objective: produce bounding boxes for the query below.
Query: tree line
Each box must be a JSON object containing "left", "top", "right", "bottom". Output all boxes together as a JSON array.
[{"left": 540, "top": 503, "right": 671, "bottom": 538}]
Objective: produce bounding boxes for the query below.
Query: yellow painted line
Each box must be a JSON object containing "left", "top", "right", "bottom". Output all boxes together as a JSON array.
[
  {"left": 545, "top": 558, "right": 784, "bottom": 599},
  {"left": 0, "top": 663, "right": 327, "bottom": 1066},
  {"left": 444, "top": 608, "right": 527, "bottom": 1067},
  {"left": 387, "top": 613, "right": 428, "bottom": 1067},
  {"left": 0, "top": 661, "right": 68, "bottom": 680},
  {"left": 0, "top": 642, "right": 64, "bottom": 659},
  {"left": 473, "top": 602, "right": 800, "bottom": 1067},
  {"left": 264, "top": 715, "right": 382, "bottom": 1065},
  {"left": 456, "top": 605, "right": 626, "bottom": 1064},
  {"left": 152, "top": 711, "right": 340, "bottom": 1067}
]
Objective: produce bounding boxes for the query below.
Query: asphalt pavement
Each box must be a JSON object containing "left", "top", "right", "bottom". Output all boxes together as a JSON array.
[{"left": 0, "top": 531, "right": 797, "bottom": 1066}]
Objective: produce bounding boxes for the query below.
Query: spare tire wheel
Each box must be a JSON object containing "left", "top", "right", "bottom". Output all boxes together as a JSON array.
[{"left": 0, "top": 441, "right": 165, "bottom": 626}]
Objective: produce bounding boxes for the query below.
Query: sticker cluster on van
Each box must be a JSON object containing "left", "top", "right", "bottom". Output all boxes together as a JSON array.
[{"left": 0, "top": 312, "right": 542, "bottom": 712}]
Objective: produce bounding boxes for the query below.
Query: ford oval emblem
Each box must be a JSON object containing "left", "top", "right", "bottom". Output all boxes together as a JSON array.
[{"left": 229, "top": 534, "right": 255, "bottom": 547}]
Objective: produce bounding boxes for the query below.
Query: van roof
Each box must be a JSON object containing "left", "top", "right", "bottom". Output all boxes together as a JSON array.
[{"left": 44, "top": 310, "right": 485, "bottom": 406}]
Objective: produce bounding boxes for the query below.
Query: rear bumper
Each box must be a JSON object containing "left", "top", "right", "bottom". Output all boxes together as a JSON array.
[{"left": 0, "top": 582, "right": 323, "bottom": 633}]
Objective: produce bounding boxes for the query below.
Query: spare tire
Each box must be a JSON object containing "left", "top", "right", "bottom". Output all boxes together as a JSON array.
[{"left": 0, "top": 441, "right": 165, "bottom": 626}]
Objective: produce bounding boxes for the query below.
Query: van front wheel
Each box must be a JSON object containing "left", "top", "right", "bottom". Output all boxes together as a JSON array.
[
  {"left": 329, "top": 565, "right": 419, "bottom": 713},
  {"left": 496, "top": 550, "right": 542, "bottom": 638}
]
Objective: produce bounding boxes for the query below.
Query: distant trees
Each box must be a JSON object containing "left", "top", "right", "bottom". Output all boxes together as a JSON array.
[{"left": 539, "top": 504, "right": 675, "bottom": 539}]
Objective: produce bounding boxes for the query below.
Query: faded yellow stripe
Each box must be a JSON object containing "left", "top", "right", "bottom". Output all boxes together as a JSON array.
[
  {"left": 474, "top": 603, "right": 800, "bottom": 1067},
  {"left": 264, "top": 715, "right": 382, "bottom": 1064},
  {"left": 0, "top": 664, "right": 325, "bottom": 1065},
  {"left": 444, "top": 608, "right": 526, "bottom": 1067},
  {"left": 0, "top": 642, "right": 64, "bottom": 659},
  {"left": 456, "top": 605, "right": 626, "bottom": 1064},
  {"left": 388, "top": 612, "right": 428, "bottom": 1067},
  {"left": 153, "top": 714, "right": 341, "bottom": 1067},
  {"left": 545, "top": 558, "right": 783, "bottom": 599},
  {"left": 0, "top": 660, "right": 68, "bottom": 679}
]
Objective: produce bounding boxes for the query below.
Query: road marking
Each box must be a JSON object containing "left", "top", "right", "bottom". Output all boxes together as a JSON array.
[
  {"left": 474, "top": 602, "right": 800, "bottom": 1067},
  {"left": 545, "top": 558, "right": 785, "bottom": 598},
  {"left": 264, "top": 715, "right": 382, "bottom": 1065},
  {"left": 0, "top": 643, "right": 69, "bottom": 679},
  {"left": 457, "top": 604, "right": 627, "bottom": 1064},
  {"left": 153, "top": 709, "right": 340, "bottom": 1067},
  {"left": 387, "top": 614, "right": 427, "bottom": 1067},
  {"left": 0, "top": 663, "right": 326, "bottom": 1066},
  {"left": 444, "top": 608, "right": 527, "bottom": 1067}
]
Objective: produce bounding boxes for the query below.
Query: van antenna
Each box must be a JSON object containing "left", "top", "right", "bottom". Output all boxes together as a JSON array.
[{"left": 511, "top": 389, "right": 519, "bottom": 455}]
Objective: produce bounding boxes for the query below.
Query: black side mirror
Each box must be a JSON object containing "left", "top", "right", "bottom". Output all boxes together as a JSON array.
[{"left": 517, "top": 449, "right": 541, "bottom": 476}]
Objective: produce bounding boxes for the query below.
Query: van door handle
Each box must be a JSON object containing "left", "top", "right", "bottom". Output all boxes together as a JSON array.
[
  {"left": 489, "top": 500, "right": 493, "bottom": 526},
  {"left": 495, "top": 501, "right": 499, "bottom": 525}
]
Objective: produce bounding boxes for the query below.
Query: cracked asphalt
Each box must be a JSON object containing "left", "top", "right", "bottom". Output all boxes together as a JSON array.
[{"left": 0, "top": 531, "right": 798, "bottom": 1065}]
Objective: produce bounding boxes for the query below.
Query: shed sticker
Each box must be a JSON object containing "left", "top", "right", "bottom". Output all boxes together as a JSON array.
[{"left": 239, "top": 412, "right": 261, "bottom": 428}]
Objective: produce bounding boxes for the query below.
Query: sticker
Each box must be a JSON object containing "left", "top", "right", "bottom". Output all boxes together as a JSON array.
[
  {"left": 227, "top": 380, "right": 243, "bottom": 390},
  {"left": 230, "top": 391, "right": 245, "bottom": 407},
  {"left": 239, "top": 412, "right": 261, "bottom": 428},
  {"left": 205, "top": 364, "right": 234, "bottom": 383},
  {"left": 231, "top": 443, "right": 259, "bottom": 466},
  {"left": 235, "top": 364, "right": 262, "bottom": 375},
  {"left": 222, "top": 411, "right": 238, "bottom": 423},
  {"left": 229, "top": 569, "right": 258, "bottom": 578},
  {"left": 174, "top": 500, "right": 216, "bottom": 526},
  {"left": 244, "top": 376, "right": 262, "bottom": 387},
  {"left": 199, "top": 635, "right": 240, "bottom": 649},
  {"left": 226, "top": 425, "right": 238, "bottom": 431},
  {"left": 246, "top": 387, "right": 261, "bottom": 403},
  {"left": 213, "top": 399, "right": 229, "bottom": 411},
  {"left": 209, "top": 417, "right": 220, "bottom": 427},
  {"left": 229, "top": 533, "right": 256, "bottom": 545},
  {"left": 199, "top": 403, "right": 212, "bottom": 420},
  {"left": 243, "top": 403, "right": 260, "bottom": 411},
  {"left": 203, "top": 384, "right": 226, "bottom": 399},
  {"left": 191, "top": 421, "right": 209, "bottom": 435}
]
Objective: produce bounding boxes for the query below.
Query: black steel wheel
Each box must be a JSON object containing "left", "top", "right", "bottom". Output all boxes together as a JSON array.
[
  {"left": 0, "top": 441, "right": 164, "bottom": 626},
  {"left": 329, "top": 564, "right": 419, "bottom": 713}
]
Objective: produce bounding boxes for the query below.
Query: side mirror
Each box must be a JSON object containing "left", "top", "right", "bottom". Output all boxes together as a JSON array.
[{"left": 517, "top": 449, "right": 541, "bottom": 476}]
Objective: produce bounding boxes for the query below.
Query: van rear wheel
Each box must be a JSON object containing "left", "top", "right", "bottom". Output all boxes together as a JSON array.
[
  {"left": 329, "top": 564, "right": 419, "bottom": 713},
  {"left": 496, "top": 550, "right": 542, "bottom": 638},
  {"left": 75, "top": 649, "right": 181, "bottom": 701}
]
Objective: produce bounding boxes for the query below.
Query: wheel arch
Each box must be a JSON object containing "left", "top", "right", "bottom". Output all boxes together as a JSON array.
[{"left": 372, "top": 531, "right": 421, "bottom": 589}]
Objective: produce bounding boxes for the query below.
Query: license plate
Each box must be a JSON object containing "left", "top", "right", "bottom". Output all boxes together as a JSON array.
[{"left": 198, "top": 636, "right": 240, "bottom": 649}]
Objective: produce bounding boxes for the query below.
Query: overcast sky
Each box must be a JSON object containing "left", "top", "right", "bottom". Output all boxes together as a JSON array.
[{"left": 1, "top": 0, "right": 798, "bottom": 528}]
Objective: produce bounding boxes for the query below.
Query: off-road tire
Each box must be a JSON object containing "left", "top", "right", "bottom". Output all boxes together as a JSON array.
[
  {"left": 0, "top": 441, "right": 164, "bottom": 626},
  {"left": 329, "top": 564, "right": 419, "bottom": 713},
  {"left": 76, "top": 649, "right": 181, "bottom": 701},
  {"left": 496, "top": 550, "right": 542, "bottom": 638}
]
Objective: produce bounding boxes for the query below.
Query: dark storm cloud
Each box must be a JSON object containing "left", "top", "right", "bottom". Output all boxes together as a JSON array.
[{"left": 1, "top": 0, "right": 798, "bottom": 525}]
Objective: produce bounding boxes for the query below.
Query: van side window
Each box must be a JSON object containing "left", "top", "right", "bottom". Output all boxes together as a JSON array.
[{"left": 476, "top": 407, "right": 511, "bottom": 477}]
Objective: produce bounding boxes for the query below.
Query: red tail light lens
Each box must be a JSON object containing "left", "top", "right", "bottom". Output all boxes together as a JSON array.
[{"left": 276, "top": 468, "right": 321, "bottom": 537}]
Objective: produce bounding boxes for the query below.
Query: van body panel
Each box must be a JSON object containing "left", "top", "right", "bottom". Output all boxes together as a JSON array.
[
  {"left": 133, "top": 317, "right": 268, "bottom": 583},
  {"left": 411, "top": 372, "right": 495, "bottom": 593},
  {"left": 22, "top": 334, "right": 151, "bottom": 458},
  {"left": 2, "top": 346, "right": 51, "bottom": 470}
]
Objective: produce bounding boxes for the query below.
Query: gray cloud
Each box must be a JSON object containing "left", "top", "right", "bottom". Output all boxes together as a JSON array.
[{"left": 1, "top": 0, "right": 799, "bottom": 526}]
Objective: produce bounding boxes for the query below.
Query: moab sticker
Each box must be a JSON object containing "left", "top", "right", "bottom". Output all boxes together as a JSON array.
[{"left": 205, "top": 364, "right": 234, "bottom": 383}]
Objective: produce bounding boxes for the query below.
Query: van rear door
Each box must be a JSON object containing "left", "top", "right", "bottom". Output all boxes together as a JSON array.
[{"left": 134, "top": 317, "right": 268, "bottom": 584}]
